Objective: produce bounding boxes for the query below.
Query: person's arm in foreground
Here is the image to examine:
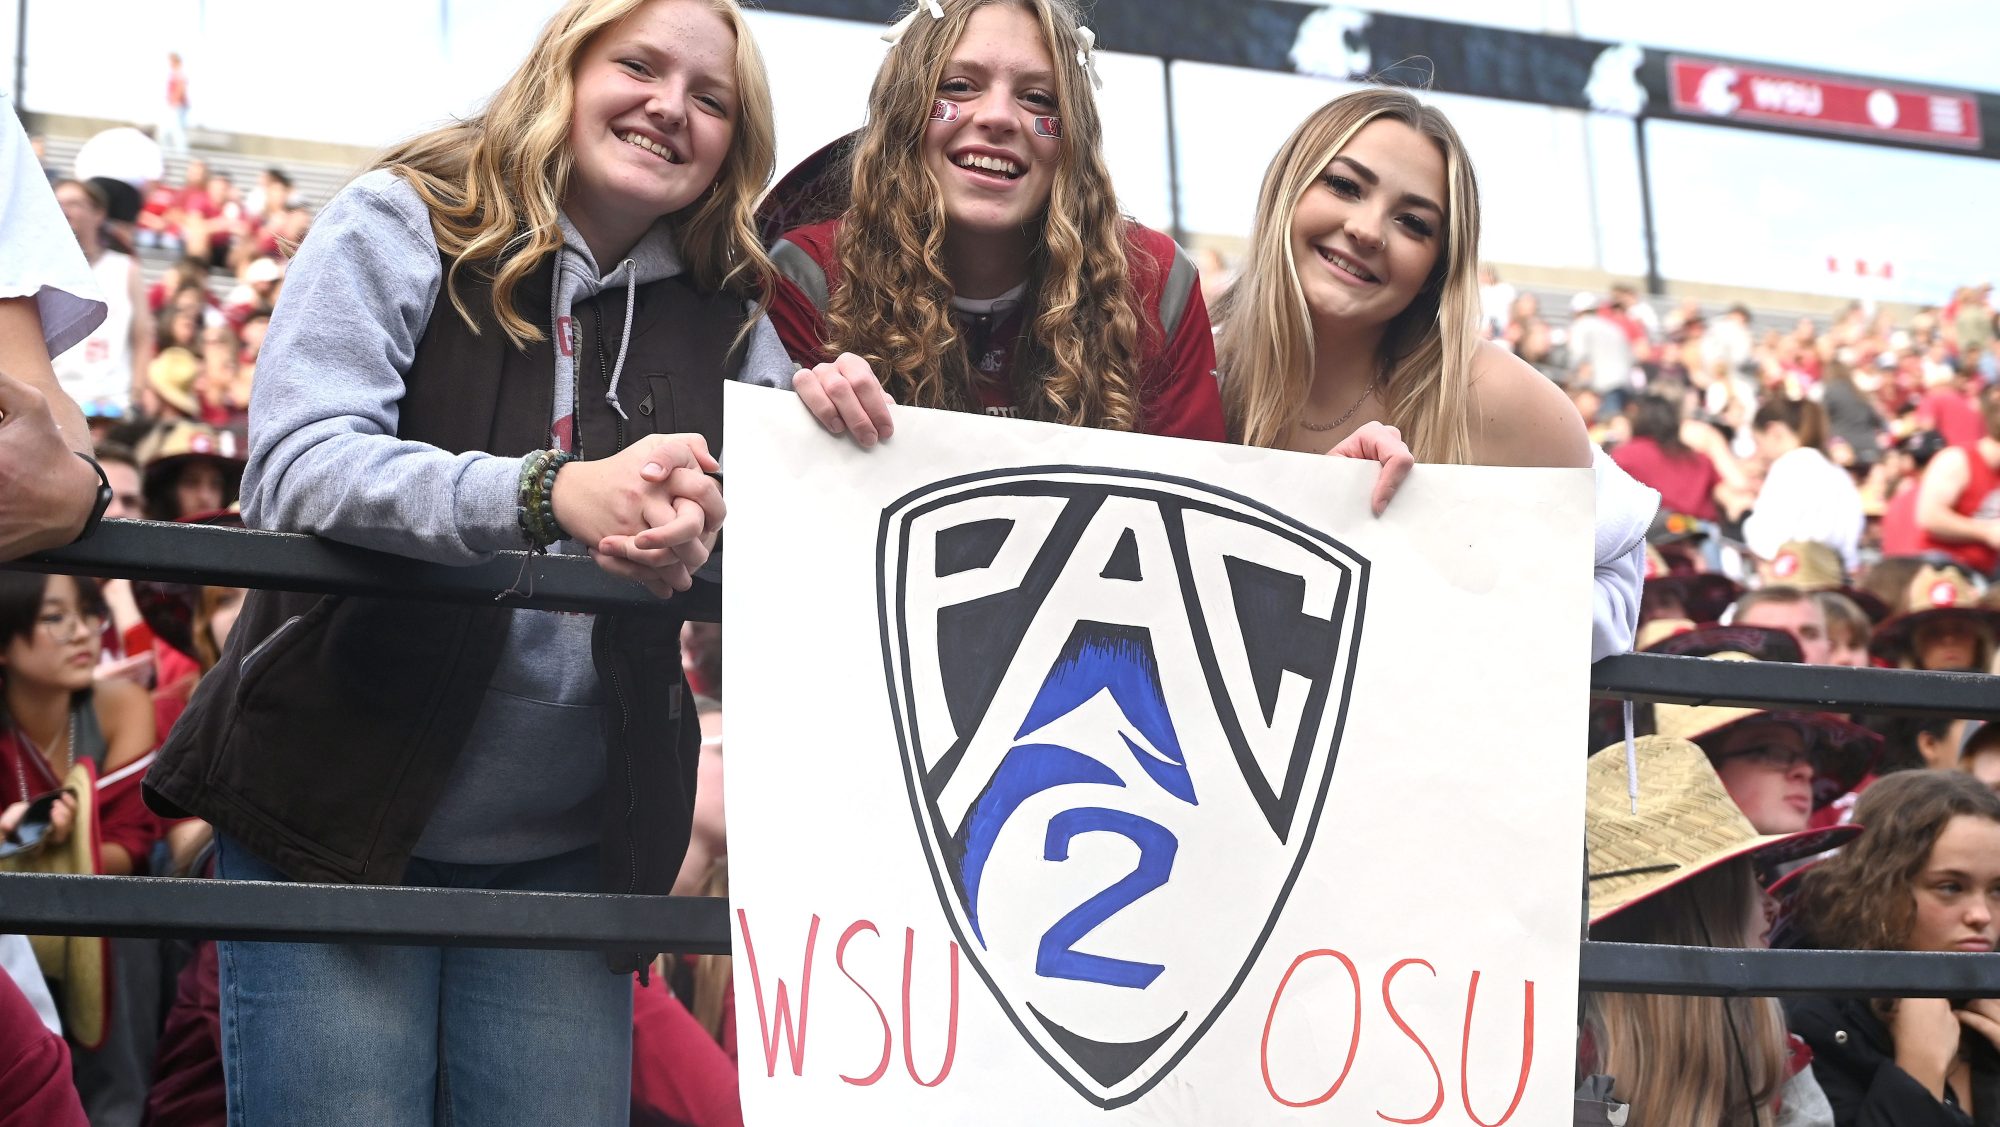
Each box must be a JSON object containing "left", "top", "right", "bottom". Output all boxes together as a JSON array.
[{"left": 0, "top": 298, "right": 100, "bottom": 558}]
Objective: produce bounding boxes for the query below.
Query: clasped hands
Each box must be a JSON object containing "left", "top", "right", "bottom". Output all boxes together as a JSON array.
[{"left": 550, "top": 433, "right": 722, "bottom": 599}]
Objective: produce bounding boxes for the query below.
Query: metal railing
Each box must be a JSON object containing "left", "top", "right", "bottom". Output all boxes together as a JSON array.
[{"left": 3, "top": 519, "right": 1999, "bottom": 997}]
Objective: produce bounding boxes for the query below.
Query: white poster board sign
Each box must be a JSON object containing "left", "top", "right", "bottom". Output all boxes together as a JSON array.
[{"left": 722, "top": 381, "right": 1592, "bottom": 1125}]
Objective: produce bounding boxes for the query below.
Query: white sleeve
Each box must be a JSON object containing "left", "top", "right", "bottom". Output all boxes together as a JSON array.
[
  {"left": 1739, "top": 451, "right": 1800, "bottom": 562},
  {"left": 0, "top": 932, "right": 59, "bottom": 1035},
  {"left": 0, "top": 99, "right": 105, "bottom": 356},
  {"left": 1592, "top": 446, "right": 1659, "bottom": 662}
]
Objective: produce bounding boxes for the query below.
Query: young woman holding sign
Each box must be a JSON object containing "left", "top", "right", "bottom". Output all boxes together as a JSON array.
[
  {"left": 764, "top": 0, "right": 1225, "bottom": 440},
  {"left": 1213, "top": 88, "right": 1658, "bottom": 659},
  {"left": 142, "top": 0, "right": 789, "bottom": 1121}
]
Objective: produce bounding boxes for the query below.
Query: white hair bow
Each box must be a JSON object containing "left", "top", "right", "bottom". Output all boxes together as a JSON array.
[
  {"left": 881, "top": 0, "right": 945, "bottom": 45},
  {"left": 1073, "top": 25, "right": 1103, "bottom": 90}
]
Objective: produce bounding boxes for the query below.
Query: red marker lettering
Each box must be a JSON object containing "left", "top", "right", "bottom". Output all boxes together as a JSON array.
[
  {"left": 1378, "top": 958, "right": 1444, "bottom": 1124},
  {"left": 1260, "top": 948, "right": 1362, "bottom": 1108},
  {"left": 900, "top": 928, "right": 961, "bottom": 1087},
  {"left": 1460, "top": 972, "right": 1535, "bottom": 1127},
  {"left": 835, "top": 920, "right": 892, "bottom": 1086},
  {"left": 736, "top": 909, "right": 820, "bottom": 1078}
]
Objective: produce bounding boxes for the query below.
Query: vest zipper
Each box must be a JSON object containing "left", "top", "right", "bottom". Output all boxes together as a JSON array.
[{"left": 238, "top": 614, "right": 303, "bottom": 679}]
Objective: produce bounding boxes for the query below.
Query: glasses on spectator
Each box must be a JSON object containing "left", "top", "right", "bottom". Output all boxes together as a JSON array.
[
  {"left": 37, "top": 608, "right": 105, "bottom": 641},
  {"left": 1714, "top": 744, "right": 1813, "bottom": 774}
]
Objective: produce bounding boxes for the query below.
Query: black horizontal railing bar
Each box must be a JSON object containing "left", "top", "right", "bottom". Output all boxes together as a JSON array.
[
  {"left": 13, "top": 519, "right": 715, "bottom": 619},
  {"left": 1580, "top": 941, "right": 2000, "bottom": 998},
  {"left": 1, "top": 874, "right": 1997, "bottom": 999},
  {"left": 0, "top": 873, "right": 732, "bottom": 954},
  {"left": 1592, "top": 653, "right": 2000, "bottom": 719}
]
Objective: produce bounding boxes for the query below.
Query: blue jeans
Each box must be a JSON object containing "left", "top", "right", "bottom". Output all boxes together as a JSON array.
[{"left": 216, "top": 837, "right": 633, "bottom": 1127}]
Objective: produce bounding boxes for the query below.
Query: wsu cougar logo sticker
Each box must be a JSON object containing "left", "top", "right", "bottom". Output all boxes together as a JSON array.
[{"left": 877, "top": 468, "right": 1367, "bottom": 1108}]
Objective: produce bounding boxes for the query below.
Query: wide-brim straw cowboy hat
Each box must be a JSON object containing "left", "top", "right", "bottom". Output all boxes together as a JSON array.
[
  {"left": 1761, "top": 540, "right": 1891, "bottom": 622},
  {"left": 1651, "top": 653, "right": 1881, "bottom": 808},
  {"left": 1587, "top": 736, "right": 1859, "bottom": 925},
  {"left": 1870, "top": 566, "right": 2000, "bottom": 665},
  {"left": 1, "top": 761, "right": 110, "bottom": 1050}
]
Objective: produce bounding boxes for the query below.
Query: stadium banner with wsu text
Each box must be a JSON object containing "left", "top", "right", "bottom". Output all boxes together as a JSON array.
[{"left": 721, "top": 381, "right": 1593, "bottom": 1125}]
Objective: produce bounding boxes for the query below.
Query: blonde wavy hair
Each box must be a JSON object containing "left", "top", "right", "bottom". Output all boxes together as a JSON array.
[
  {"left": 1215, "top": 88, "right": 1480, "bottom": 462},
  {"left": 378, "top": 0, "right": 776, "bottom": 349},
  {"left": 1584, "top": 861, "right": 1786, "bottom": 1127},
  {"left": 823, "top": 0, "right": 1144, "bottom": 429}
]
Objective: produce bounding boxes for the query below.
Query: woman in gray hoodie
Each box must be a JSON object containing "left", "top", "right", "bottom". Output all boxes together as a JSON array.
[{"left": 141, "top": 1, "right": 791, "bottom": 1123}]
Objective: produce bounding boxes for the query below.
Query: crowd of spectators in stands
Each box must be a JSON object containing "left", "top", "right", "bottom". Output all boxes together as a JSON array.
[
  {"left": 7, "top": 95, "right": 2000, "bottom": 1123},
  {"left": 34, "top": 141, "right": 292, "bottom": 465},
  {"left": 1510, "top": 267, "right": 2000, "bottom": 1123}
]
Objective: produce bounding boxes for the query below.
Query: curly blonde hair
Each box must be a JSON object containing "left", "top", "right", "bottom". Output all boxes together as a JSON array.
[
  {"left": 822, "top": 0, "right": 1145, "bottom": 429},
  {"left": 377, "top": 0, "right": 776, "bottom": 349},
  {"left": 1215, "top": 88, "right": 1480, "bottom": 462}
]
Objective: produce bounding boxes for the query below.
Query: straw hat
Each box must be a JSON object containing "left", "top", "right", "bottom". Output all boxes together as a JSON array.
[
  {"left": 0, "top": 762, "right": 110, "bottom": 1050},
  {"left": 1587, "top": 736, "right": 1859, "bottom": 924},
  {"left": 136, "top": 420, "right": 245, "bottom": 519},
  {"left": 1869, "top": 566, "right": 2000, "bottom": 667},
  {"left": 147, "top": 347, "right": 202, "bottom": 417},
  {"left": 1767, "top": 541, "right": 1845, "bottom": 590},
  {"left": 1763, "top": 540, "right": 1891, "bottom": 621},
  {"left": 1651, "top": 653, "right": 1881, "bottom": 808},
  {"left": 1636, "top": 617, "right": 1695, "bottom": 651}
]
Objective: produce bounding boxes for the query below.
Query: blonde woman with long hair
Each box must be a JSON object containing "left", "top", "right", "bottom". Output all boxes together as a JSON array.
[
  {"left": 143, "top": 0, "right": 790, "bottom": 1121},
  {"left": 1216, "top": 88, "right": 1658, "bottom": 659},
  {"left": 762, "top": 0, "right": 1226, "bottom": 442}
]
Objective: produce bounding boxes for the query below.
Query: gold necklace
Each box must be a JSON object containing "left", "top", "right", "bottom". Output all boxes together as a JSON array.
[{"left": 1298, "top": 378, "right": 1379, "bottom": 433}]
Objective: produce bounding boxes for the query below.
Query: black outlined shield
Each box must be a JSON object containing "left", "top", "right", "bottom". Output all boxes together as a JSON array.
[{"left": 877, "top": 468, "right": 1367, "bottom": 1108}]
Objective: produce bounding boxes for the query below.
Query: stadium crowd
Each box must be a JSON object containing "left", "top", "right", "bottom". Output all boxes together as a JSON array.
[{"left": 2, "top": 0, "right": 1999, "bottom": 1123}]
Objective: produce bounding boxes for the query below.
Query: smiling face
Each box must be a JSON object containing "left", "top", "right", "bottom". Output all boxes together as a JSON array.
[
  {"left": 565, "top": 0, "right": 738, "bottom": 265},
  {"left": 921, "top": 3, "right": 1062, "bottom": 251},
  {"left": 1288, "top": 117, "right": 1446, "bottom": 336},
  {"left": 1906, "top": 814, "right": 2000, "bottom": 953}
]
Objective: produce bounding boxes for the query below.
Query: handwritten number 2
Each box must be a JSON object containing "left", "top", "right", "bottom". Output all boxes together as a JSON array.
[{"left": 1036, "top": 808, "right": 1176, "bottom": 989}]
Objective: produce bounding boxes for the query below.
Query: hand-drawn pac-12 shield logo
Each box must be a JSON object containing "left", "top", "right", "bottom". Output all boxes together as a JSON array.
[{"left": 878, "top": 468, "right": 1368, "bottom": 1108}]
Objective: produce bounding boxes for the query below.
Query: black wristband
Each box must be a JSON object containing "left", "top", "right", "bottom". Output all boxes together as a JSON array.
[{"left": 71, "top": 451, "right": 114, "bottom": 544}]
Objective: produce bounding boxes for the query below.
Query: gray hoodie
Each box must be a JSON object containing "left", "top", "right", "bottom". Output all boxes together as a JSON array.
[{"left": 244, "top": 168, "right": 790, "bottom": 863}]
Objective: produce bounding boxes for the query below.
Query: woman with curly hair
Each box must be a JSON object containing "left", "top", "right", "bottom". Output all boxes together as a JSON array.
[
  {"left": 763, "top": 0, "right": 1225, "bottom": 441},
  {"left": 1213, "top": 87, "right": 1658, "bottom": 658},
  {"left": 1783, "top": 769, "right": 2000, "bottom": 1124}
]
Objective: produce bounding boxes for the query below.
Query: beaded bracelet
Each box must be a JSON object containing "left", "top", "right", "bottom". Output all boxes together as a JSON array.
[{"left": 516, "top": 449, "right": 575, "bottom": 551}]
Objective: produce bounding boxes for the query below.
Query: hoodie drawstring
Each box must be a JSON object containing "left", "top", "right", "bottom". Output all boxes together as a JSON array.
[
  {"left": 1622, "top": 697, "right": 1639, "bottom": 814},
  {"left": 551, "top": 250, "right": 640, "bottom": 424},
  {"left": 604, "top": 261, "right": 637, "bottom": 421}
]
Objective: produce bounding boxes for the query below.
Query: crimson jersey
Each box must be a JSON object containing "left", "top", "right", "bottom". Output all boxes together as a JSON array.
[{"left": 767, "top": 218, "right": 1226, "bottom": 441}]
